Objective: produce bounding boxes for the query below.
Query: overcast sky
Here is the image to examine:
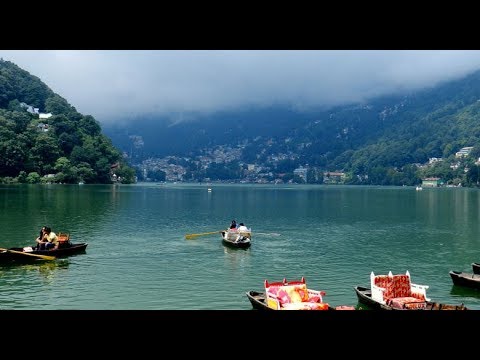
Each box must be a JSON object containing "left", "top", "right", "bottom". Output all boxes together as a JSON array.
[{"left": 2, "top": 50, "right": 480, "bottom": 124}]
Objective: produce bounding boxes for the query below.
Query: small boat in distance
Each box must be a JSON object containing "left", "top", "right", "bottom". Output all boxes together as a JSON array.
[
  {"left": 416, "top": 186, "right": 423, "bottom": 191},
  {"left": 221, "top": 228, "right": 251, "bottom": 249}
]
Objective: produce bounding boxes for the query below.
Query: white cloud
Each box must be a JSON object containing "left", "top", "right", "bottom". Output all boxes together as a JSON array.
[{"left": 2, "top": 50, "right": 480, "bottom": 123}]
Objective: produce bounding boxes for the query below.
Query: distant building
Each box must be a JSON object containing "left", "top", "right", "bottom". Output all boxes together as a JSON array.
[
  {"left": 293, "top": 167, "right": 308, "bottom": 182},
  {"left": 455, "top": 147, "right": 473, "bottom": 158},
  {"left": 428, "top": 157, "right": 442, "bottom": 164},
  {"left": 323, "top": 171, "right": 345, "bottom": 184},
  {"left": 37, "top": 123, "right": 49, "bottom": 132},
  {"left": 422, "top": 177, "right": 442, "bottom": 187},
  {"left": 19, "top": 102, "right": 39, "bottom": 114},
  {"left": 39, "top": 113, "right": 53, "bottom": 119}
]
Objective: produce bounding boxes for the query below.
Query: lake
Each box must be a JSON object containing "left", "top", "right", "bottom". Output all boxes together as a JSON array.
[{"left": 1, "top": 183, "right": 480, "bottom": 310}]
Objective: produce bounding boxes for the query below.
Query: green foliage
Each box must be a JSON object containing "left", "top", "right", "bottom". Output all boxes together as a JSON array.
[
  {"left": 147, "top": 169, "right": 166, "bottom": 181},
  {"left": 0, "top": 59, "right": 135, "bottom": 184},
  {"left": 26, "top": 172, "right": 41, "bottom": 184}
]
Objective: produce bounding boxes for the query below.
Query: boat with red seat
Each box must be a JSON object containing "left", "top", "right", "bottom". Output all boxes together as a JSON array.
[{"left": 355, "top": 270, "right": 468, "bottom": 310}]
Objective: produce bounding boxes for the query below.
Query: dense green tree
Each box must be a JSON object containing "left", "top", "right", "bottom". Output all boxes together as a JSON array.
[
  {"left": 116, "top": 166, "right": 136, "bottom": 183},
  {"left": 26, "top": 172, "right": 41, "bottom": 184},
  {"left": 0, "top": 59, "right": 135, "bottom": 184}
]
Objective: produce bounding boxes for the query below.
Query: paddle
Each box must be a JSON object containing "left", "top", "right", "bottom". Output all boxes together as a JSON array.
[
  {"left": 0, "top": 247, "right": 55, "bottom": 261},
  {"left": 185, "top": 230, "right": 222, "bottom": 240}
]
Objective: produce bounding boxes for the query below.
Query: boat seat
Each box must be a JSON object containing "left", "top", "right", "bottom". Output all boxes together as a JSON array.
[
  {"left": 56, "top": 232, "right": 70, "bottom": 249},
  {"left": 57, "top": 233, "right": 70, "bottom": 243},
  {"left": 370, "top": 271, "right": 430, "bottom": 309},
  {"left": 264, "top": 277, "right": 329, "bottom": 310}
]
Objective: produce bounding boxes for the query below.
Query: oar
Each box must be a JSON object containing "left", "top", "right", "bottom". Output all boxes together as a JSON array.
[
  {"left": 0, "top": 247, "right": 55, "bottom": 261},
  {"left": 185, "top": 231, "right": 222, "bottom": 240}
]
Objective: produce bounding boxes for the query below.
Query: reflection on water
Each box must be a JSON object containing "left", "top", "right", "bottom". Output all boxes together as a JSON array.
[
  {"left": 0, "top": 259, "right": 69, "bottom": 280},
  {"left": 450, "top": 284, "right": 480, "bottom": 297},
  {"left": 223, "top": 245, "right": 251, "bottom": 254},
  {"left": 37, "top": 260, "right": 70, "bottom": 284},
  {"left": 0, "top": 259, "right": 71, "bottom": 309},
  {"left": 223, "top": 244, "right": 251, "bottom": 271}
]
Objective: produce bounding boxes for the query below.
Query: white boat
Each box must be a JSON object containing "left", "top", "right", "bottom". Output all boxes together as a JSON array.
[{"left": 416, "top": 186, "right": 422, "bottom": 191}]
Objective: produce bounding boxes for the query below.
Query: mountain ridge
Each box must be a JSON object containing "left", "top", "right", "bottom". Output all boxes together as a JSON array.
[{"left": 103, "top": 67, "right": 480, "bottom": 186}]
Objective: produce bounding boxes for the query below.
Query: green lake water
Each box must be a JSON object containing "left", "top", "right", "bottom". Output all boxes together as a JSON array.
[{"left": 1, "top": 183, "right": 480, "bottom": 310}]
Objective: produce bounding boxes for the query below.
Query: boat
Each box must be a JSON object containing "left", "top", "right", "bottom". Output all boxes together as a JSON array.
[
  {"left": 416, "top": 186, "right": 423, "bottom": 191},
  {"left": 449, "top": 270, "right": 480, "bottom": 290},
  {"left": 355, "top": 270, "right": 468, "bottom": 310},
  {"left": 246, "top": 277, "right": 342, "bottom": 310},
  {"left": 246, "top": 290, "right": 270, "bottom": 310},
  {"left": 221, "top": 228, "right": 251, "bottom": 249},
  {"left": 245, "top": 290, "right": 355, "bottom": 310},
  {"left": 10, "top": 232, "right": 88, "bottom": 259},
  {"left": 354, "top": 285, "right": 468, "bottom": 310},
  {"left": 472, "top": 262, "right": 480, "bottom": 275}
]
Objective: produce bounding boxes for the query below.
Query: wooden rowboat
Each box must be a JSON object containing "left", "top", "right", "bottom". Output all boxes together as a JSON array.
[
  {"left": 221, "top": 229, "right": 251, "bottom": 249},
  {"left": 450, "top": 270, "right": 480, "bottom": 290},
  {"left": 354, "top": 285, "right": 468, "bottom": 310}
]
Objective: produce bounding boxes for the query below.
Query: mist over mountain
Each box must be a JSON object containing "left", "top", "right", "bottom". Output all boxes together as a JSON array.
[
  {"left": 103, "top": 67, "right": 480, "bottom": 186},
  {"left": 3, "top": 55, "right": 480, "bottom": 186}
]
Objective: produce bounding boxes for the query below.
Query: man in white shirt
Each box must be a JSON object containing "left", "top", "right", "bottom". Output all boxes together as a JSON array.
[{"left": 237, "top": 223, "right": 248, "bottom": 233}]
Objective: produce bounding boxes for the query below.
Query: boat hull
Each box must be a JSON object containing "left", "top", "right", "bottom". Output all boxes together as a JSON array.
[
  {"left": 450, "top": 270, "right": 480, "bottom": 289},
  {"left": 472, "top": 262, "right": 480, "bottom": 275},
  {"left": 0, "top": 250, "right": 50, "bottom": 265},
  {"left": 246, "top": 291, "right": 271, "bottom": 310},
  {"left": 354, "top": 285, "right": 468, "bottom": 310},
  {"left": 222, "top": 238, "right": 251, "bottom": 249},
  {"left": 10, "top": 243, "right": 88, "bottom": 258},
  {"left": 221, "top": 231, "right": 251, "bottom": 249}
]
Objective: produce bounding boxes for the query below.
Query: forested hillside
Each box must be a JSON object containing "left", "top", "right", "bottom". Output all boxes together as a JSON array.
[
  {"left": 0, "top": 59, "right": 135, "bottom": 184},
  {"left": 104, "top": 68, "right": 480, "bottom": 186}
]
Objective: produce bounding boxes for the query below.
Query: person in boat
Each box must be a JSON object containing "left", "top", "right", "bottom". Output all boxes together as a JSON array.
[
  {"left": 38, "top": 227, "right": 59, "bottom": 250},
  {"left": 35, "top": 226, "right": 46, "bottom": 249},
  {"left": 237, "top": 223, "right": 248, "bottom": 233},
  {"left": 229, "top": 220, "right": 237, "bottom": 230},
  {"left": 234, "top": 223, "right": 249, "bottom": 243}
]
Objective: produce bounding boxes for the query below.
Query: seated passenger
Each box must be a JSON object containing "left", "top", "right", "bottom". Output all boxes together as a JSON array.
[
  {"left": 38, "top": 227, "right": 59, "bottom": 250},
  {"left": 35, "top": 226, "right": 46, "bottom": 250},
  {"left": 237, "top": 223, "right": 248, "bottom": 232}
]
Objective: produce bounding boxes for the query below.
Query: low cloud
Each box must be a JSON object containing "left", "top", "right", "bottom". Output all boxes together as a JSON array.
[{"left": 2, "top": 50, "right": 480, "bottom": 123}]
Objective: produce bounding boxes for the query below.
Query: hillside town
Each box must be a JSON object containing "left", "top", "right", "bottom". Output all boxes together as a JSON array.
[{"left": 129, "top": 136, "right": 477, "bottom": 187}]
